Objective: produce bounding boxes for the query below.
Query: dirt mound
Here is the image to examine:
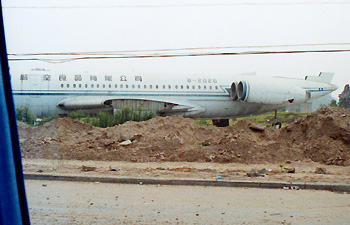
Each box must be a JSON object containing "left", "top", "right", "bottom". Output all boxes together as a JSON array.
[
  {"left": 280, "top": 107, "right": 350, "bottom": 165},
  {"left": 19, "top": 119, "right": 60, "bottom": 159},
  {"left": 18, "top": 107, "right": 350, "bottom": 166}
]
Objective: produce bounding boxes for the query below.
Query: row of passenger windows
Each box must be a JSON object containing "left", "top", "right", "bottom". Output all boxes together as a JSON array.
[{"left": 60, "top": 83, "right": 219, "bottom": 90}]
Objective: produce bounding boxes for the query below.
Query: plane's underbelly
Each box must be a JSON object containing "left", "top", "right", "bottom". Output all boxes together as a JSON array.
[{"left": 187, "top": 98, "right": 278, "bottom": 119}]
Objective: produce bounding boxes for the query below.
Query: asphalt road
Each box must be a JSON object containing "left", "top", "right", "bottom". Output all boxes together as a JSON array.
[{"left": 25, "top": 180, "right": 350, "bottom": 225}]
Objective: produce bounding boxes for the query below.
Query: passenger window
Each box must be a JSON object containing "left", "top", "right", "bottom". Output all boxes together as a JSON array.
[
  {"left": 91, "top": 84, "right": 94, "bottom": 88},
  {"left": 61, "top": 84, "right": 64, "bottom": 88},
  {"left": 85, "top": 84, "right": 88, "bottom": 88},
  {"left": 115, "top": 84, "right": 117, "bottom": 88},
  {"left": 96, "top": 84, "right": 99, "bottom": 88},
  {"left": 103, "top": 84, "right": 105, "bottom": 88},
  {"left": 67, "top": 84, "right": 70, "bottom": 88},
  {"left": 109, "top": 84, "right": 112, "bottom": 88},
  {"left": 156, "top": 85, "right": 159, "bottom": 89},
  {"left": 132, "top": 85, "right": 135, "bottom": 89},
  {"left": 73, "top": 84, "right": 76, "bottom": 88}
]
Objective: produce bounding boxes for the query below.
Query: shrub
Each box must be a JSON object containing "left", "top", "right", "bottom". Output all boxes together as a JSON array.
[
  {"left": 16, "top": 107, "right": 36, "bottom": 125},
  {"left": 69, "top": 111, "right": 86, "bottom": 119}
]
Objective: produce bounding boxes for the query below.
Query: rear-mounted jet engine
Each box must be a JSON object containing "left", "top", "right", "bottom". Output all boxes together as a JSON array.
[{"left": 230, "top": 80, "right": 310, "bottom": 105}]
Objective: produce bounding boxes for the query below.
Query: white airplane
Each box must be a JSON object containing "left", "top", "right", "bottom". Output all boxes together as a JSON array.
[{"left": 11, "top": 69, "right": 338, "bottom": 127}]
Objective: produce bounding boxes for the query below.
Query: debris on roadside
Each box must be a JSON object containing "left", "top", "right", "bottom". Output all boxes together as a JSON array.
[
  {"left": 315, "top": 167, "right": 327, "bottom": 174},
  {"left": 81, "top": 165, "right": 97, "bottom": 172},
  {"left": 246, "top": 168, "right": 267, "bottom": 177}
]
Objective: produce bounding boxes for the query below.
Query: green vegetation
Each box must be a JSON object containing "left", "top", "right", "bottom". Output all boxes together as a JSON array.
[
  {"left": 195, "top": 119, "right": 212, "bottom": 126},
  {"left": 195, "top": 111, "right": 309, "bottom": 127},
  {"left": 16, "top": 107, "right": 36, "bottom": 125},
  {"left": 16, "top": 106, "right": 156, "bottom": 128},
  {"left": 329, "top": 99, "right": 339, "bottom": 107},
  {"left": 35, "top": 115, "right": 59, "bottom": 126},
  {"left": 17, "top": 106, "right": 308, "bottom": 128},
  {"left": 201, "top": 141, "right": 211, "bottom": 146},
  {"left": 68, "top": 111, "right": 86, "bottom": 119},
  {"left": 16, "top": 107, "right": 57, "bottom": 126},
  {"left": 73, "top": 107, "right": 156, "bottom": 128},
  {"left": 234, "top": 111, "right": 310, "bottom": 127}
]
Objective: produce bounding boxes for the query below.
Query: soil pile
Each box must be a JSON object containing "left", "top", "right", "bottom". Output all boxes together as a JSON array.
[
  {"left": 18, "top": 107, "right": 350, "bottom": 166},
  {"left": 280, "top": 107, "right": 350, "bottom": 165}
]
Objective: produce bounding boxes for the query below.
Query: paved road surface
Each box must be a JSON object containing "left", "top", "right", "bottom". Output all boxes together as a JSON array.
[{"left": 25, "top": 180, "right": 350, "bottom": 224}]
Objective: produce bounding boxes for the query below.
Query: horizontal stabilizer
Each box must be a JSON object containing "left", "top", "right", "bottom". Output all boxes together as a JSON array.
[{"left": 305, "top": 72, "right": 334, "bottom": 84}]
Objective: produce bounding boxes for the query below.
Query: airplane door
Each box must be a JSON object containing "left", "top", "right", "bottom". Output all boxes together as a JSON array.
[{"left": 29, "top": 74, "right": 42, "bottom": 98}]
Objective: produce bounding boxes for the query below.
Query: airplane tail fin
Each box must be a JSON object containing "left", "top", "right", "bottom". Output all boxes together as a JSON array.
[{"left": 305, "top": 72, "right": 334, "bottom": 83}]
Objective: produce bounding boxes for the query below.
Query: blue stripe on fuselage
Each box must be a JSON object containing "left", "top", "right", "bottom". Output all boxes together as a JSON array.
[{"left": 12, "top": 90, "right": 229, "bottom": 98}]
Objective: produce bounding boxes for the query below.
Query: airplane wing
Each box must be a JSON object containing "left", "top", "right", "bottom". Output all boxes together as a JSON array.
[{"left": 57, "top": 96, "right": 206, "bottom": 117}]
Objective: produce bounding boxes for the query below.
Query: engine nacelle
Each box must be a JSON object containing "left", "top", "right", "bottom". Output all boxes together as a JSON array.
[
  {"left": 230, "top": 82, "right": 238, "bottom": 101},
  {"left": 230, "top": 79, "right": 310, "bottom": 105},
  {"left": 57, "top": 98, "right": 112, "bottom": 110}
]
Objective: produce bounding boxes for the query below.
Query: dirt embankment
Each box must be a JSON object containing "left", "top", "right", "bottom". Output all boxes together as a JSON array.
[{"left": 18, "top": 107, "right": 350, "bottom": 166}]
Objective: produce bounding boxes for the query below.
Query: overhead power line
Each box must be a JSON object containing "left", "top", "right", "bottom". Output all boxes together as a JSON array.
[
  {"left": 4, "top": 1, "right": 350, "bottom": 9},
  {"left": 8, "top": 49, "right": 350, "bottom": 64},
  {"left": 8, "top": 43, "right": 350, "bottom": 57}
]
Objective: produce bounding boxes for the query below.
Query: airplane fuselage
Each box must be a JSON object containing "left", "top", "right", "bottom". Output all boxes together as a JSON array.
[{"left": 10, "top": 70, "right": 338, "bottom": 119}]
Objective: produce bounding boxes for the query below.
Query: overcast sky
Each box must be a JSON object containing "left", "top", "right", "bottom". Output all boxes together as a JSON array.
[{"left": 2, "top": 0, "right": 350, "bottom": 98}]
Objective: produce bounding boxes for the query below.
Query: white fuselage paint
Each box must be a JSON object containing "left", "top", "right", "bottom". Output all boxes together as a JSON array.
[{"left": 10, "top": 71, "right": 338, "bottom": 119}]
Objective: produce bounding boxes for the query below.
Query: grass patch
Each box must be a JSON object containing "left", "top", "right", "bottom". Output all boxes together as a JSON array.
[
  {"left": 71, "top": 108, "right": 156, "bottom": 128},
  {"left": 195, "top": 111, "right": 309, "bottom": 127},
  {"left": 16, "top": 107, "right": 156, "bottom": 128},
  {"left": 233, "top": 112, "right": 309, "bottom": 127}
]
